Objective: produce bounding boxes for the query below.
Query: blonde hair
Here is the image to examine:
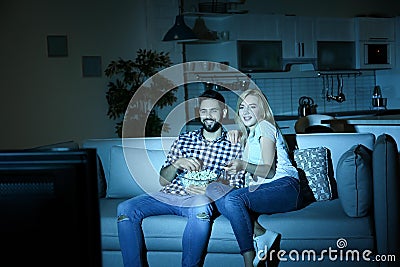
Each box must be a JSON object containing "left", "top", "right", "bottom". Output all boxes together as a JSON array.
[{"left": 235, "top": 89, "right": 276, "bottom": 146}]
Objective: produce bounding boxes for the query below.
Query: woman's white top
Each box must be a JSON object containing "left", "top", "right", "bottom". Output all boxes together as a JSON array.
[{"left": 244, "top": 120, "right": 299, "bottom": 186}]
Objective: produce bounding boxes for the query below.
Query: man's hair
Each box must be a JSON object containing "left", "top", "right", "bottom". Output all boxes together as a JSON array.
[{"left": 198, "top": 89, "right": 225, "bottom": 105}]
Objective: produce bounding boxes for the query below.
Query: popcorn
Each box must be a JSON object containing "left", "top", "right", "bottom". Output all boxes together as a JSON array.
[{"left": 180, "top": 169, "right": 218, "bottom": 187}]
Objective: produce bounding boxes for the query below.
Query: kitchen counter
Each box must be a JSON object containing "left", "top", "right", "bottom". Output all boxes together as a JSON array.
[
  {"left": 275, "top": 109, "right": 400, "bottom": 121},
  {"left": 185, "top": 109, "right": 400, "bottom": 136},
  {"left": 321, "top": 114, "right": 400, "bottom": 125},
  {"left": 320, "top": 112, "right": 400, "bottom": 147}
]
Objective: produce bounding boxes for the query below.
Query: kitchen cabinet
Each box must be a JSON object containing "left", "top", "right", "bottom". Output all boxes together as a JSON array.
[
  {"left": 356, "top": 17, "right": 395, "bottom": 41},
  {"left": 315, "top": 17, "right": 355, "bottom": 41},
  {"left": 280, "top": 16, "right": 316, "bottom": 59},
  {"left": 185, "top": 13, "right": 281, "bottom": 42},
  {"left": 235, "top": 14, "right": 281, "bottom": 40},
  {"left": 184, "top": 13, "right": 281, "bottom": 68},
  {"left": 184, "top": 13, "right": 235, "bottom": 42},
  {"left": 185, "top": 41, "right": 238, "bottom": 68}
]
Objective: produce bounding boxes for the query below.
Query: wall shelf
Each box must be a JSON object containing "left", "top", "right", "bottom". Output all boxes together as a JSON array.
[
  {"left": 181, "top": 40, "right": 232, "bottom": 44},
  {"left": 183, "top": 11, "right": 246, "bottom": 18}
]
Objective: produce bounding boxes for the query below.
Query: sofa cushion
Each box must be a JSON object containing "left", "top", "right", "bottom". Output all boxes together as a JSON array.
[
  {"left": 336, "top": 144, "right": 372, "bottom": 217},
  {"left": 257, "top": 199, "right": 375, "bottom": 252},
  {"left": 294, "top": 147, "right": 332, "bottom": 201},
  {"left": 99, "top": 198, "right": 240, "bottom": 252},
  {"left": 100, "top": 198, "right": 374, "bottom": 254},
  {"left": 107, "top": 146, "right": 165, "bottom": 198}
]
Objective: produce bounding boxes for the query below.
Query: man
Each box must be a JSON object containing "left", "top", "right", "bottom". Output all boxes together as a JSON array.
[{"left": 117, "top": 89, "right": 245, "bottom": 267}]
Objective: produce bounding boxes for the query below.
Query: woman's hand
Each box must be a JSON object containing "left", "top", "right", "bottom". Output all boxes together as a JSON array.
[
  {"left": 227, "top": 130, "right": 242, "bottom": 144},
  {"left": 223, "top": 159, "right": 246, "bottom": 175},
  {"left": 173, "top": 157, "right": 202, "bottom": 172}
]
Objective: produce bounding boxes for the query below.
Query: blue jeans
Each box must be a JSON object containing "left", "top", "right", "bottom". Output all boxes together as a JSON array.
[
  {"left": 210, "top": 177, "right": 300, "bottom": 255},
  {"left": 117, "top": 192, "right": 213, "bottom": 267}
]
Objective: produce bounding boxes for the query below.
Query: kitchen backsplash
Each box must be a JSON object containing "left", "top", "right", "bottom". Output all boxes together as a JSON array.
[{"left": 187, "top": 72, "right": 375, "bottom": 118}]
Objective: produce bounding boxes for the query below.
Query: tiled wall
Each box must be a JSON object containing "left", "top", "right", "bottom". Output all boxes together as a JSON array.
[{"left": 187, "top": 72, "right": 376, "bottom": 117}]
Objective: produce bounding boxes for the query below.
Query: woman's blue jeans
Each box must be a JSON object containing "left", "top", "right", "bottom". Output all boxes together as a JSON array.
[
  {"left": 210, "top": 177, "right": 301, "bottom": 255},
  {"left": 117, "top": 192, "right": 213, "bottom": 267}
]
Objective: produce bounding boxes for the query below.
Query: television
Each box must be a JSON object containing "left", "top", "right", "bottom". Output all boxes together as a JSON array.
[{"left": 0, "top": 148, "right": 102, "bottom": 267}]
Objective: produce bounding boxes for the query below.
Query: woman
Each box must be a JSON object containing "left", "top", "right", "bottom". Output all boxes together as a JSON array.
[{"left": 207, "top": 88, "right": 301, "bottom": 267}]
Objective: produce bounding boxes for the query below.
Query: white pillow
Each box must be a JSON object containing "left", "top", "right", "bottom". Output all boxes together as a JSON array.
[{"left": 107, "top": 146, "right": 165, "bottom": 198}]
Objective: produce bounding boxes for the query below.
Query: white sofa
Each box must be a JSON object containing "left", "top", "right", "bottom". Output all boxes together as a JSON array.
[{"left": 83, "top": 133, "right": 400, "bottom": 267}]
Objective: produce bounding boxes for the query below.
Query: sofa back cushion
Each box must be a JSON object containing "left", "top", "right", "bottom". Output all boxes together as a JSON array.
[
  {"left": 83, "top": 137, "right": 176, "bottom": 198},
  {"left": 108, "top": 146, "right": 167, "bottom": 198}
]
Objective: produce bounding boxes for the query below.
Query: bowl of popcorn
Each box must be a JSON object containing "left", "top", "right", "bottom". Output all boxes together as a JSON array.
[{"left": 179, "top": 169, "right": 219, "bottom": 187}]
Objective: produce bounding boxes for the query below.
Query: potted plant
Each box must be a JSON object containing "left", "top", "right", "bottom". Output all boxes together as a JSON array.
[{"left": 104, "top": 49, "right": 177, "bottom": 137}]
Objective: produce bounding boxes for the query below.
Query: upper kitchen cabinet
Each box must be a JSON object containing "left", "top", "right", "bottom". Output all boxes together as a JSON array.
[
  {"left": 356, "top": 17, "right": 396, "bottom": 41},
  {"left": 185, "top": 41, "right": 238, "bottom": 68},
  {"left": 235, "top": 14, "right": 281, "bottom": 40},
  {"left": 184, "top": 14, "right": 235, "bottom": 43},
  {"left": 315, "top": 17, "right": 355, "bottom": 41},
  {"left": 355, "top": 17, "right": 396, "bottom": 70},
  {"left": 280, "top": 16, "right": 316, "bottom": 60}
]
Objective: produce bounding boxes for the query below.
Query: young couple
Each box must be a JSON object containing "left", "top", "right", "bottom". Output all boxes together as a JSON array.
[{"left": 117, "top": 88, "right": 301, "bottom": 267}]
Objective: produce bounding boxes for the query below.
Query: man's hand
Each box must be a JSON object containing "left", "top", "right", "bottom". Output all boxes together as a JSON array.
[
  {"left": 173, "top": 157, "right": 203, "bottom": 172},
  {"left": 159, "top": 157, "right": 202, "bottom": 186},
  {"left": 185, "top": 184, "right": 207, "bottom": 195}
]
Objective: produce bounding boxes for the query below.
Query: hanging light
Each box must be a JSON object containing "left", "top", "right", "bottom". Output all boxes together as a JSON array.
[{"left": 162, "top": 0, "right": 198, "bottom": 42}]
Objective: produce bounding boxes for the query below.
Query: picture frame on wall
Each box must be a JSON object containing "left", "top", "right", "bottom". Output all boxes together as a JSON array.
[
  {"left": 82, "top": 56, "right": 102, "bottom": 77},
  {"left": 47, "top": 35, "right": 68, "bottom": 57}
]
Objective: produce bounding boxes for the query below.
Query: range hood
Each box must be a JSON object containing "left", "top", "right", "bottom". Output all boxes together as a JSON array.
[{"left": 283, "top": 58, "right": 317, "bottom": 72}]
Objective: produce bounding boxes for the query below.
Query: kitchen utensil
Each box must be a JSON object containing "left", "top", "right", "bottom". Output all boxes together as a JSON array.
[
  {"left": 372, "top": 97, "right": 387, "bottom": 109},
  {"left": 298, "top": 96, "right": 318, "bottom": 117},
  {"left": 371, "top": 85, "right": 386, "bottom": 109},
  {"left": 337, "top": 75, "right": 346, "bottom": 103},
  {"left": 325, "top": 75, "right": 335, "bottom": 102},
  {"left": 372, "top": 85, "right": 382, "bottom": 98},
  {"left": 322, "top": 75, "right": 330, "bottom": 101}
]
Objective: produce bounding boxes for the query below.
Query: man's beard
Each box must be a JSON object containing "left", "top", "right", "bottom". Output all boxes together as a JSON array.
[{"left": 201, "top": 119, "right": 221, "bottom": 132}]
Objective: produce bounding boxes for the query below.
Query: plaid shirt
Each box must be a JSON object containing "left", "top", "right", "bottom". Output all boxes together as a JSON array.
[{"left": 160, "top": 128, "right": 245, "bottom": 195}]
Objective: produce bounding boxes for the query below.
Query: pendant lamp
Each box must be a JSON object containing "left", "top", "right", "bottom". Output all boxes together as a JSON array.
[{"left": 162, "top": 0, "right": 198, "bottom": 42}]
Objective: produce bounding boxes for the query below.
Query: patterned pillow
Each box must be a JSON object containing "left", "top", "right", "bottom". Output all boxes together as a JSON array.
[{"left": 294, "top": 147, "right": 332, "bottom": 201}]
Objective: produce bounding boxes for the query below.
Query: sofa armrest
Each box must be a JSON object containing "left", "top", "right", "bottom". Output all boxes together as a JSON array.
[{"left": 372, "top": 134, "right": 400, "bottom": 258}]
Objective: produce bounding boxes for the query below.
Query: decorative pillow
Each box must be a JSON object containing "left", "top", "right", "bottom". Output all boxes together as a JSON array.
[
  {"left": 107, "top": 146, "right": 165, "bottom": 198},
  {"left": 294, "top": 147, "right": 332, "bottom": 201},
  {"left": 336, "top": 144, "right": 372, "bottom": 217}
]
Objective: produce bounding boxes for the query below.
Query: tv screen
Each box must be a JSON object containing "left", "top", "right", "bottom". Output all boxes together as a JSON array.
[{"left": 0, "top": 148, "right": 102, "bottom": 267}]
